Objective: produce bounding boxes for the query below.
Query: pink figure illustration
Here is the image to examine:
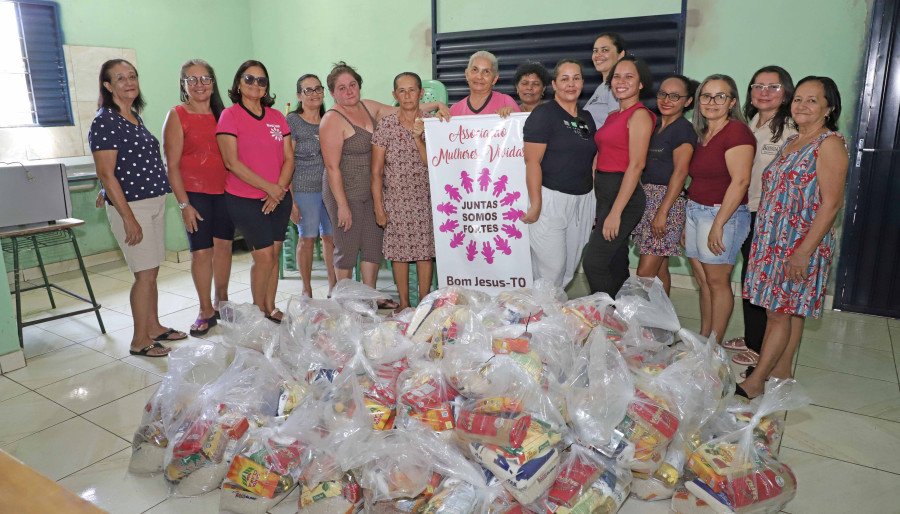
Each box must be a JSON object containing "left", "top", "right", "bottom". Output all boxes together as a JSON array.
[
  {"left": 494, "top": 235, "right": 512, "bottom": 255},
  {"left": 450, "top": 231, "right": 465, "bottom": 248},
  {"left": 466, "top": 240, "right": 478, "bottom": 261},
  {"left": 460, "top": 171, "right": 474, "bottom": 194},
  {"left": 500, "top": 191, "right": 521, "bottom": 207},
  {"left": 436, "top": 202, "right": 458, "bottom": 215},
  {"left": 502, "top": 223, "right": 523, "bottom": 240},
  {"left": 478, "top": 168, "right": 492, "bottom": 191},
  {"left": 503, "top": 208, "right": 524, "bottom": 222},
  {"left": 444, "top": 184, "right": 462, "bottom": 202},
  {"left": 439, "top": 219, "right": 459, "bottom": 233},
  {"left": 481, "top": 241, "right": 495, "bottom": 264},
  {"left": 492, "top": 175, "right": 509, "bottom": 198}
]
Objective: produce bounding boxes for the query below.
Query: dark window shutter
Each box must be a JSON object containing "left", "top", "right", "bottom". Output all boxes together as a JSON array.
[{"left": 18, "top": 0, "right": 72, "bottom": 126}]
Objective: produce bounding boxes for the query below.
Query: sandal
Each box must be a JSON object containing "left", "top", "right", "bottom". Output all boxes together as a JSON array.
[
  {"left": 732, "top": 349, "right": 760, "bottom": 366},
  {"left": 152, "top": 328, "right": 187, "bottom": 342},
  {"left": 189, "top": 315, "right": 218, "bottom": 337},
  {"left": 265, "top": 309, "right": 283, "bottom": 324},
  {"left": 129, "top": 341, "right": 170, "bottom": 358},
  {"left": 377, "top": 298, "right": 400, "bottom": 310},
  {"left": 722, "top": 337, "right": 748, "bottom": 351},
  {"left": 734, "top": 383, "right": 761, "bottom": 400}
]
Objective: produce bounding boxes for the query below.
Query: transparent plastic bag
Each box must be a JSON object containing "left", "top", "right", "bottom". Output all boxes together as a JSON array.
[
  {"left": 479, "top": 281, "right": 565, "bottom": 329},
  {"left": 613, "top": 276, "right": 680, "bottom": 333},
  {"left": 406, "top": 287, "right": 491, "bottom": 340},
  {"left": 297, "top": 470, "right": 363, "bottom": 513},
  {"left": 561, "top": 293, "right": 621, "bottom": 345},
  {"left": 331, "top": 278, "right": 390, "bottom": 320},
  {"left": 396, "top": 359, "right": 458, "bottom": 433},
  {"left": 685, "top": 380, "right": 809, "bottom": 513},
  {"left": 219, "top": 301, "right": 281, "bottom": 353},
  {"left": 542, "top": 444, "right": 632, "bottom": 513}
]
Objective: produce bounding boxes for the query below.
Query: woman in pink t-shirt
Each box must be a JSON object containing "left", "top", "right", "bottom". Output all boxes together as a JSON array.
[
  {"left": 216, "top": 60, "right": 294, "bottom": 323},
  {"left": 448, "top": 51, "right": 520, "bottom": 117}
]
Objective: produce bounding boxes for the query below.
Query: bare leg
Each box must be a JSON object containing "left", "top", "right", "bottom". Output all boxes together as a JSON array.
[
  {"left": 702, "top": 262, "right": 735, "bottom": 344},
  {"left": 212, "top": 237, "right": 232, "bottom": 307},
  {"left": 773, "top": 315, "right": 805, "bottom": 378},
  {"left": 249, "top": 245, "right": 276, "bottom": 315},
  {"left": 190, "top": 248, "right": 215, "bottom": 319},
  {"left": 297, "top": 237, "right": 316, "bottom": 297},
  {"left": 637, "top": 254, "right": 671, "bottom": 294},
  {"left": 322, "top": 235, "right": 337, "bottom": 294},
  {"left": 392, "top": 261, "right": 411, "bottom": 309},
  {"left": 265, "top": 241, "right": 283, "bottom": 315},
  {"left": 741, "top": 310, "right": 793, "bottom": 396},
  {"left": 131, "top": 267, "right": 168, "bottom": 355},
  {"left": 335, "top": 267, "right": 353, "bottom": 282},
  {"left": 360, "top": 260, "right": 380, "bottom": 289},
  {"left": 658, "top": 257, "right": 671, "bottom": 295},
  {"left": 416, "top": 260, "right": 434, "bottom": 304},
  {"left": 689, "top": 258, "right": 712, "bottom": 337}
]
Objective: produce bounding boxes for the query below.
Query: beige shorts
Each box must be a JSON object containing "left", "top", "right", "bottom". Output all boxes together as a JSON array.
[{"left": 106, "top": 195, "right": 167, "bottom": 273}]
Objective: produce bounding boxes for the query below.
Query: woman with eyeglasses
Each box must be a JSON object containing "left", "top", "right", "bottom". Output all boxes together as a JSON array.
[
  {"left": 514, "top": 61, "right": 550, "bottom": 113},
  {"left": 633, "top": 74, "right": 699, "bottom": 294},
  {"left": 723, "top": 66, "right": 797, "bottom": 371},
  {"left": 581, "top": 55, "right": 655, "bottom": 296},
  {"left": 287, "top": 73, "right": 337, "bottom": 299},
  {"left": 685, "top": 74, "right": 755, "bottom": 345},
  {"left": 216, "top": 60, "right": 293, "bottom": 323},
  {"left": 738, "top": 76, "right": 848, "bottom": 399},
  {"left": 521, "top": 59, "right": 597, "bottom": 289},
  {"left": 584, "top": 32, "right": 626, "bottom": 128},
  {"left": 89, "top": 59, "right": 185, "bottom": 357},
  {"left": 162, "top": 59, "right": 233, "bottom": 337}
]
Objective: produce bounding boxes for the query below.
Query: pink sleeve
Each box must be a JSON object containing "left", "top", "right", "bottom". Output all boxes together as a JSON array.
[
  {"left": 449, "top": 99, "right": 468, "bottom": 116},
  {"left": 275, "top": 111, "right": 291, "bottom": 137},
  {"left": 504, "top": 94, "right": 521, "bottom": 112},
  {"left": 216, "top": 107, "right": 236, "bottom": 135}
]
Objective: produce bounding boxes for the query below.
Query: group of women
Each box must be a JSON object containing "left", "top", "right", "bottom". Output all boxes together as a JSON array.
[{"left": 88, "top": 33, "right": 849, "bottom": 398}]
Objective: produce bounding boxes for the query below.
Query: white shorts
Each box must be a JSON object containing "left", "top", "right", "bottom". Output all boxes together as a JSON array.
[
  {"left": 528, "top": 186, "right": 595, "bottom": 288},
  {"left": 106, "top": 195, "right": 166, "bottom": 273}
]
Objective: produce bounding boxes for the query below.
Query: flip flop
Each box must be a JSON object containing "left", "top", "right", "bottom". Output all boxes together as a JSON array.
[
  {"left": 722, "top": 337, "right": 748, "bottom": 351},
  {"left": 734, "top": 383, "right": 751, "bottom": 399},
  {"left": 152, "top": 328, "right": 188, "bottom": 342},
  {"left": 189, "top": 315, "right": 218, "bottom": 337},
  {"left": 129, "top": 341, "right": 170, "bottom": 358},
  {"left": 377, "top": 298, "right": 399, "bottom": 310},
  {"left": 265, "top": 309, "right": 283, "bottom": 325}
]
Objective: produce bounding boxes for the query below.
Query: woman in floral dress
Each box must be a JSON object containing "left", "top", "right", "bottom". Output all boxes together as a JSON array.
[
  {"left": 371, "top": 72, "right": 435, "bottom": 311},
  {"left": 738, "top": 76, "right": 849, "bottom": 399}
]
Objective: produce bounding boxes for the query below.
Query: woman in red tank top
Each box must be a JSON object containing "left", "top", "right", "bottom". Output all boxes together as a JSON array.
[
  {"left": 582, "top": 56, "right": 656, "bottom": 296},
  {"left": 162, "top": 59, "right": 234, "bottom": 337}
]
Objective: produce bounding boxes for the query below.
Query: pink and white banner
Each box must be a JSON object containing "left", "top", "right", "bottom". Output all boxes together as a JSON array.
[{"left": 424, "top": 113, "right": 533, "bottom": 292}]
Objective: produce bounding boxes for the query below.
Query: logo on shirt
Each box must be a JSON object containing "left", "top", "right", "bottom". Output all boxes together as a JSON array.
[
  {"left": 267, "top": 123, "right": 283, "bottom": 142},
  {"left": 762, "top": 143, "right": 780, "bottom": 155},
  {"left": 563, "top": 119, "right": 592, "bottom": 140}
]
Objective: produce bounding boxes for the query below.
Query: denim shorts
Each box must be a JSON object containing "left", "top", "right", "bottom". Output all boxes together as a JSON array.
[
  {"left": 293, "top": 191, "right": 333, "bottom": 238},
  {"left": 684, "top": 200, "right": 751, "bottom": 265}
]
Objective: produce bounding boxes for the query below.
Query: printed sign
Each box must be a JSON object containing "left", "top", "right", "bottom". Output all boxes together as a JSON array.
[{"left": 424, "top": 113, "right": 533, "bottom": 292}]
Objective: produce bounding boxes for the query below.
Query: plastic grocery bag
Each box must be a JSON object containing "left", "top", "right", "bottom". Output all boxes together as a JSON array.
[
  {"left": 479, "top": 280, "right": 565, "bottom": 329},
  {"left": 542, "top": 444, "right": 632, "bottom": 513},
  {"left": 396, "top": 359, "right": 458, "bottom": 433},
  {"left": 614, "top": 276, "right": 680, "bottom": 333},
  {"left": 685, "top": 380, "right": 809, "bottom": 513},
  {"left": 562, "top": 292, "right": 621, "bottom": 345},
  {"left": 219, "top": 301, "right": 281, "bottom": 353},
  {"left": 331, "top": 278, "right": 390, "bottom": 320},
  {"left": 406, "top": 287, "right": 490, "bottom": 341}
]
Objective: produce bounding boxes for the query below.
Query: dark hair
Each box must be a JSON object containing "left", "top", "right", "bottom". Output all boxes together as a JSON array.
[
  {"left": 98, "top": 59, "right": 145, "bottom": 114},
  {"left": 552, "top": 58, "right": 583, "bottom": 80},
  {"left": 179, "top": 59, "right": 225, "bottom": 120},
  {"left": 793, "top": 76, "right": 842, "bottom": 131},
  {"left": 663, "top": 74, "right": 700, "bottom": 100},
  {"left": 393, "top": 71, "right": 422, "bottom": 90},
  {"left": 595, "top": 32, "right": 626, "bottom": 54},
  {"left": 227, "top": 60, "right": 275, "bottom": 108},
  {"left": 293, "top": 73, "right": 326, "bottom": 116},
  {"left": 606, "top": 55, "right": 653, "bottom": 98},
  {"left": 326, "top": 61, "right": 363, "bottom": 93},
  {"left": 743, "top": 65, "right": 795, "bottom": 142},
  {"left": 514, "top": 62, "right": 550, "bottom": 88}
]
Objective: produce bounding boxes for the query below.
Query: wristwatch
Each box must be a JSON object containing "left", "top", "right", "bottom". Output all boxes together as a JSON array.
[{"left": 177, "top": 201, "right": 189, "bottom": 210}]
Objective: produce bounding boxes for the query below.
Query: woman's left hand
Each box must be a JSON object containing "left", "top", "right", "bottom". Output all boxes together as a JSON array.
[
  {"left": 261, "top": 195, "right": 280, "bottom": 215},
  {"left": 786, "top": 250, "right": 811, "bottom": 282},
  {"left": 497, "top": 106, "right": 513, "bottom": 118},
  {"left": 707, "top": 223, "right": 725, "bottom": 255},
  {"left": 602, "top": 213, "right": 621, "bottom": 241},
  {"left": 434, "top": 103, "right": 451, "bottom": 121},
  {"left": 412, "top": 118, "right": 425, "bottom": 138}
]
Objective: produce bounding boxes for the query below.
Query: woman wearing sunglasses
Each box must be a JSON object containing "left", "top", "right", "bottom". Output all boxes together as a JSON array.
[
  {"left": 216, "top": 60, "right": 293, "bottom": 323},
  {"left": 684, "top": 74, "right": 755, "bottom": 346},
  {"left": 633, "top": 74, "right": 698, "bottom": 294},
  {"left": 162, "top": 59, "right": 233, "bottom": 337},
  {"left": 521, "top": 59, "right": 597, "bottom": 289}
]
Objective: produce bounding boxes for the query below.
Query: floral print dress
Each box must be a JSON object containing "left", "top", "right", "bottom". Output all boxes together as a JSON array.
[{"left": 742, "top": 131, "right": 844, "bottom": 318}]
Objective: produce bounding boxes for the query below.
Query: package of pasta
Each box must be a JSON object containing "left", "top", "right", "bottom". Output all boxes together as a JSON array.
[
  {"left": 542, "top": 444, "right": 631, "bottom": 514},
  {"left": 130, "top": 342, "right": 233, "bottom": 475},
  {"left": 616, "top": 383, "right": 679, "bottom": 474},
  {"left": 479, "top": 281, "right": 565, "bottom": 329},
  {"left": 219, "top": 424, "right": 311, "bottom": 514},
  {"left": 406, "top": 287, "right": 490, "bottom": 342},
  {"left": 685, "top": 380, "right": 809, "bottom": 513},
  {"left": 219, "top": 301, "right": 282, "bottom": 354},
  {"left": 396, "top": 360, "right": 458, "bottom": 432},
  {"left": 297, "top": 471, "right": 362, "bottom": 514},
  {"left": 561, "top": 292, "right": 621, "bottom": 345}
]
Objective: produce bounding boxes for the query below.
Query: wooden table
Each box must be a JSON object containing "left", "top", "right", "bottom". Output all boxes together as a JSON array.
[
  {"left": 1, "top": 218, "right": 105, "bottom": 347},
  {"left": 0, "top": 449, "right": 107, "bottom": 513}
]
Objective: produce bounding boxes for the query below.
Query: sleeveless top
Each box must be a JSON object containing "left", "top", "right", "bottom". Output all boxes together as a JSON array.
[
  {"left": 286, "top": 112, "right": 325, "bottom": 193},
  {"left": 175, "top": 104, "right": 227, "bottom": 194},
  {"left": 323, "top": 105, "right": 376, "bottom": 201},
  {"left": 594, "top": 102, "right": 656, "bottom": 173}
]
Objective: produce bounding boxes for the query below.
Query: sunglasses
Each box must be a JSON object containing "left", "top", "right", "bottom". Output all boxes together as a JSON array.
[
  {"left": 184, "top": 75, "right": 213, "bottom": 86},
  {"left": 301, "top": 86, "right": 324, "bottom": 95},
  {"left": 242, "top": 74, "right": 269, "bottom": 87}
]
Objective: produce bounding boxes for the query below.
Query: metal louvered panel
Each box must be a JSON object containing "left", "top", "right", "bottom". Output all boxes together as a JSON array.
[
  {"left": 433, "top": 13, "right": 685, "bottom": 106},
  {"left": 18, "top": 0, "right": 73, "bottom": 126}
]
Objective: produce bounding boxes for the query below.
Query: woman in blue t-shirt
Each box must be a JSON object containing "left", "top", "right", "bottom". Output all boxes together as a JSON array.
[
  {"left": 88, "top": 59, "right": 186, "bottom": 358},
  {"left": 633, "top": 74, "right": 698, "bottom": 294}
]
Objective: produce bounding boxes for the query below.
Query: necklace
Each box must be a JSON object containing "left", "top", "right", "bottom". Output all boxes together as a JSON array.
[{"left": 467, "top": 91, "right": 493, "bottom": 114}]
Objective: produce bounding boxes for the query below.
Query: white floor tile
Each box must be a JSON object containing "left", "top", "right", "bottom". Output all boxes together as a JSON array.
[
  {"left": 82, "top": 384, "right": 158, "bottom": 440},
  {"left": 4, "top": 345, "right": 116, "bottom": 389},
  {"left": 58, "top": 448, "right": 171, "bottom": 513},
  {"left": 797, "top": 339, "right": 897, "bottom": 382},
  {"left": 619, "top": 496, "right": 672, "bottom": 513},
  {"left": 36, "top": 361, "right": 161, "bottom": 414},
  {"left": 121, "top": 354, "right": 170, "bottom": 378},
  {"left": 142, "top": 489, "right": 221, "bottom": 513},
  {"left": 794, "top": 365, "right": 900, "bottom": 422},
  {"left": 803, "top": 315, "right": 892, "bottom": 351},
  {"left": 80, "top": 325, "right": 140, "bottom": 359},
  {"left": 105, "top": 291, "right": 199, "bottom": 318},
  {"left": 41, "top": 308, "right": 133, "bottom": 343},
  {"left": 0, "top": 391, "right": 75, "bottom": 445},
  {"left": 21, "top": 326, "right": 78, "bottom": 358},
  {"left": 2, "top": 417, "right": 128, "bottom": 481},
  {"left": 0, "top": 375, "right": 29, "bottom": 402}
]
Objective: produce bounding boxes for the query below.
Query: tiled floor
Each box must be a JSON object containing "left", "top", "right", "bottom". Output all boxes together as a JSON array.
[{"left": 2, "top": 251, "right": 899, "bottom": 513}]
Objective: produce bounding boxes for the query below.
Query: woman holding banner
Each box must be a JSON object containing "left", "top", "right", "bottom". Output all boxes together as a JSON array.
[
  {"left": 522, "top": 59, "right": 597, "bottom": 289},
  {"left": 449, "top": 51, "right": 520, "bottom": 117}
]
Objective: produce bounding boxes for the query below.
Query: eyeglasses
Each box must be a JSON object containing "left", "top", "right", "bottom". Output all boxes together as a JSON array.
[
  {"left": 656, "top": 91, "right": 689, "bottom": 102},
  {"left": 699, "top": 93, "right": 731, "bottom": 105},
  {"left": 242, "top": 74, "right": 269, "bottom": 87},
  {"left": 301, "top": 86, "right": 324, "bottom": 95},
  {"left": 750, "top": 83, "right": 783, "bottom": 93},
  {"left": 184, "top": 75, "right": 213, "bottom": 86}
]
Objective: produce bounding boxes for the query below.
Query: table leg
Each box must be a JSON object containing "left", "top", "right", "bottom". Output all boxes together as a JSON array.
[
  {"left": 31, "top": 235, "right": 56, "bottom": 309},
  {"left": 69, "top": 229, "right": 105, "bottom": 334},
  {"left": 12, "top": 237, "right": 23, "bottom": 348}
]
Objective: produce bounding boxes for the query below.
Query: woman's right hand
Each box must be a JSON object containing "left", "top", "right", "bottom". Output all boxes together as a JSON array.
[
  {"left": 374, "top": 206, "right": 388, "bottom": 227},
  {"left": 181, "top": 205, "right": 204, "bottom": 234},
  {"left": 264, "top": 182, "right": 285, "bottom": 202},
  {"left": 337, "top": 205, "right": 353, "bottom": 231},
  {"left": 290, "top": 203, "right": 301, "bottom": 224},
  {"left": 123, "top": 216, "right": 143, "bottom": 246},
  {"left": 651, "top": 210, "right": 668, "bottom": 239},
  {"left": 95, "top": 190, "right": 105, "bottom": 208},
  {"left": 707, "top": 223, "right": 725, "bottom": 255}
]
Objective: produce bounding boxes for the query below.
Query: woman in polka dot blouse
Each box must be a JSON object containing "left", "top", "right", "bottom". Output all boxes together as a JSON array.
[{"left": 88, "top": 59, "right": 187, "bottom": 358}]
